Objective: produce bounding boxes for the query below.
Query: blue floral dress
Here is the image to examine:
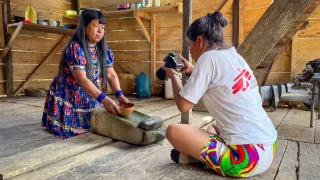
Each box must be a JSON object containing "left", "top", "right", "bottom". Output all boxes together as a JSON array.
[{"left": 41, "top": 41, "right": 114, "bottom": 138}]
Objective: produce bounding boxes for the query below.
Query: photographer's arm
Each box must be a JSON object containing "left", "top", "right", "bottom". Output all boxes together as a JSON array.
[{"left": 169, "top": 73, "right": 195, "bottom": 112}]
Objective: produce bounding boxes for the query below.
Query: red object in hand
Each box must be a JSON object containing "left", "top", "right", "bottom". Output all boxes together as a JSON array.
[{"left": 23, "top": 20, "right": 32, "bottom": 23}]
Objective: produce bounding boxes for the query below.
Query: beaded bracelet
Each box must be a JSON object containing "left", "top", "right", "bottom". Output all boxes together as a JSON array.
[
  {"left": 115, "top": 90, "right": 124, "bottom": 99},
  {"left": 96, "top": 92, "right": 107, "bottom": 103}
]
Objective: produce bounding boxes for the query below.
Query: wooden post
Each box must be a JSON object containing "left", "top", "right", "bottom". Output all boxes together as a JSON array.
[
  {"left": 0, "top": 1, "right": 5, "bottom": 48},
  {"left": 3, "top": 0, "right": 14, "bottom": 97},
  {"left": 135, "top": 16, "right": 151, "bottom": 43},
  {"left": 291, "top": 34, "right": 298, "bottom": 79},
  {"left": 71, "top": 0, "right": 79, "bottom": 12},
  {"left": 220, "top": 0, "right": 234, "bottom": 15},
  {"left": 151, "top": 14, "right": 157, "bottom": 95},
  {"left": 181, "top": 0, "right": 192, "bottom": 124},
  {"left": 232, "top": 0, "right": 244, "bottom": 48}
]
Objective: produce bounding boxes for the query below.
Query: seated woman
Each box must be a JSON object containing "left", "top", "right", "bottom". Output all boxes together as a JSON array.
[
  {"left": 163, "top": 11, "right": 277, "bottom": 177},
  {"left": 41, "top": 9, "right": 130, "bottom": 138}
]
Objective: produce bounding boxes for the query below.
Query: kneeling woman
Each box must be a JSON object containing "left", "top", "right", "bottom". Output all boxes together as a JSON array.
[
  {"left": 164, "top": 11, "right": 277, "bottom": 177},
  {"left": 42, "top": 9, "right": 130, "bottom": 138}
]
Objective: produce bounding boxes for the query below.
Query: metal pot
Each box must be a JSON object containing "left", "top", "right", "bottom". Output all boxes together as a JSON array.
[
  {"left": 38, "top": 20, "right": 49, "bottom": 26},
  {"left": 48, "top": 20, "right": 60, "bottom": 27}
]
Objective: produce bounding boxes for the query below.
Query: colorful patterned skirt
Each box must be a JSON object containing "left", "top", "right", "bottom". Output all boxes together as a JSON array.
[
  {"left": 41, "top": 76, "right": 97, "bottom": 138},
  {"left": 200, "top": 134, "right": 277, "bottom": 177}
]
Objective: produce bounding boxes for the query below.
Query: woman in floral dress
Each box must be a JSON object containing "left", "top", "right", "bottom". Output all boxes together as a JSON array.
[{"left": 42, "top": 9, "right": 130, "bottom": 138}]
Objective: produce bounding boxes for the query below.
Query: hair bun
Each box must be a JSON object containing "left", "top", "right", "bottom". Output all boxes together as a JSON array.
[{"left": 207, "top": 11, "right": 229, "bottom": 28}]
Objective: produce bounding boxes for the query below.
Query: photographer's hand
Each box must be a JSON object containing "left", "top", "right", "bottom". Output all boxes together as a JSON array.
[
  {"left": 178, "top": 54, "right": 194, "bottom": 73},
  {"left": 162, "top": 66, "right": 179, "bottom": 81}
]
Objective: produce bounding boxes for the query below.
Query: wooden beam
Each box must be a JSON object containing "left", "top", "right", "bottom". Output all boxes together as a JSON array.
[
  {"left": 0, "top": 23, "right": 23, "bottom": 60},
  {"left": 134, "top": 11, "right": 151, "bottom": 20},
  {"left": 3, "top": 0, "right": 13, "bottom": 97},
  {"left": 135, "top": 16, "right": 151, "bottom": 43},
  {"left": 237, "top": 0, "right": 320, "bottom": 70},
  {"left": 220, "top": 0, "right": 234, "bottom": 15},
  {"left": 14, "top": 36, "right": 66, "bottom": 96},
  {"left": 232, "top": 0, "right": 244, "bottom": 48},
  {"left": 151, "top": 14, "right": 157, "bottom": 95},
  {"left": 181, "top": 0, "right": 192, "bottom": 124},
  {"left": 291, "top": 34, "right": 298, "bottom": 79}
]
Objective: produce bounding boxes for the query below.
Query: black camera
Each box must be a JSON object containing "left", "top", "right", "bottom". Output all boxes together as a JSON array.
[{"left": 156, "top": 53, "right": 185, "bottom": 81}]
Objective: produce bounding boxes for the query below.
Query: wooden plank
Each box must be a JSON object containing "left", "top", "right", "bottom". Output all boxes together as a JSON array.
[
  {"left": 220, "top": 0, "right": 233, "bottom": 15},
  {"left": 181, "top": 0, "right": 192, "bottom": 124},
  {"left": 298, "top": 142, "right": 320, "bottom": 180},
  {"left": 237, "top": 0, "right": 320, "bottom": 70},
  {"left": 193, "top": 0, "right": 226, "bottom": 11},
  {"left": 277, "top": 109, "right": 314, "bottom": 142},
  {"left": 107, "top": 29, "right": 147, "bottom": 41},
  {"left": 0, "top": 136, "right": 60, "bottom": 159},
  {"left": 13, "top": 81, "right": 51, "bottom": 93},
  {"left": 14, "top": 36, "right": 66, "bottom": 96},
  {"left": 0, "top": 111, "right": 43, "bottom": 130},
  {"left": 245, "top": 0, "right": 272, "bottom": 9},
  {"left": 266, "top": 108, "right": 291, "bottom": 128},
  {"left": 16, "top": 142, "right": 163, "bottom": 180},
  {"left": 135, "top": 16, "right": 151, "bottom": 43},
  {"left": 107, "top": 41, "right": 150, "bottom": 51},
  {"left": 13, "top": 64, "right": 58, "bottom": 80},
  {"left": 12, "top": 52, "right": 61, "bottom": 64},
  {"left": 244, "top": 7, "right": 269, "bottom": 23},
  {"left": 8, "top": 23, "right": 75, "bottom": 36},
  {"left": 0, "top": 133, "right": 112, "bottom": 179},
  {"left": 108, "top": 18, "right": 151, "bottom": 30},
  {"left": 275, "top": 141, "right": 298, "bottom": 180},
  {"left": 298, "top": 19, "right": 320, "bottom": 38},
  {"left": 151, "top": 14, "right": 157, "bottom": 95}
]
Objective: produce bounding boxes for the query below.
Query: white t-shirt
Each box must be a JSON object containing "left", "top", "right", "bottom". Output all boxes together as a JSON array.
[{"left": 179, "top": 47, "right": 277, "bottom": 145}]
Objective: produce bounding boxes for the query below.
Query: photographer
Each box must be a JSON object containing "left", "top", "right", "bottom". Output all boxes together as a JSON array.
[{"left": 163, "top": 11, "right": 277, "bottom": 177}]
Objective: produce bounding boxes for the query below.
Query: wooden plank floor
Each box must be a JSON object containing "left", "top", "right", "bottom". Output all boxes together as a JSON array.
[{"left": 0, "top": 96, "right": 319, "bottom": 180}]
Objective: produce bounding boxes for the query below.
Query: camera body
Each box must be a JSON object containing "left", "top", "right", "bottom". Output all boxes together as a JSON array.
[{"left": 156, "top": 53, "right": 185, "bottom": 81}]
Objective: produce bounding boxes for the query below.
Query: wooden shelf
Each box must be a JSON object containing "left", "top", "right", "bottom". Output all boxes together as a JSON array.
[
  {"left": 63, "top": 4, "right": 182, "bottom": 21},
  {"left": 7, "top": 22, "right": 75, "bottom": 36}
]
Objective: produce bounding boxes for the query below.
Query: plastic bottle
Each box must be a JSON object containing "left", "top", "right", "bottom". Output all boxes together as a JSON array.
[
  {"left": 136, "top": 72, "right": 151, "bottom": 98},
  {"left": 25, "top": 4, "right": 37, "bottom": 24}
]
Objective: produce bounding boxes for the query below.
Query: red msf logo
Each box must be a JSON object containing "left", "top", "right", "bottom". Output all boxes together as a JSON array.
[{"left": 232, "top": 68, "right": 252, "bottom": 94}]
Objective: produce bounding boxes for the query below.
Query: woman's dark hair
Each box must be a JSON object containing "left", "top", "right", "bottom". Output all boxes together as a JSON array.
[
  {"left": 59, "top": 9, "right": 107, "bottom": 89},
  {"left": 186, "top": 11, "right": 231, "bottom": 49}
]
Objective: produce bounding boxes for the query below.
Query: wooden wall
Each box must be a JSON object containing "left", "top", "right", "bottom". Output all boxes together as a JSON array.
[
  {"left": 265, "top": 5, "right": 320, "bottom": 85},
  {"left": 0, "top": 0, "right": 72, "bottom": 95},
  {"left": 1, "top": 0, "right": 319, "bottom": 95}
]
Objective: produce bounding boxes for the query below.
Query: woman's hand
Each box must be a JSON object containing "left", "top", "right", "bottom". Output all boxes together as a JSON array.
[
  {"left": 101, "top": 97, "right": 120, "bottom": 115},
  {"left": 178, "top": 54, "right": 194, "bottom": 73},
  {"left": 118, "top": 95, "right": 130, "bottom": 104}
]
